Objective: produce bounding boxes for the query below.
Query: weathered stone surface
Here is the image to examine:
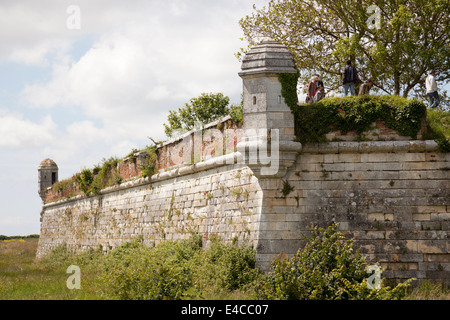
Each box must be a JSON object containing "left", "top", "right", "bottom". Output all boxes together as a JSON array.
[{"left": 38, "top": 39, "right": 449, "bottom": 285}]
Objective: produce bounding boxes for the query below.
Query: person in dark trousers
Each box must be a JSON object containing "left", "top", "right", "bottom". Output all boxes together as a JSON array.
[
  {"left": 342, "top": 60, "right": 359, "bottom": 96},
  {"left": 425, "top": 70, "right": 440, "bottom": 109}
]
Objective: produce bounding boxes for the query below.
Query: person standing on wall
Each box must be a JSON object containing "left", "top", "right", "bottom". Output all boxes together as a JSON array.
[
  {"left": 314, "top": 74, "right": 324, "bottom": 90},
  {"left": 306, "top": 75, "right": 317, "bottom": 103},
  {"left": 425, "top": 70, "right": 440, "bottom": 109},
  {"left": 314, "top": 84, "right": 326, "bottom": 102},
  {"left": 342, "top": 60, "right": 359, "bottom": 96},
  {"left": 359, "top": 79, "right": 373, "bottom": 96}
]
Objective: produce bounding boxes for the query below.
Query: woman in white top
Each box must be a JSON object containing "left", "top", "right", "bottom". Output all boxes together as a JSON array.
[{"left": 425, "top": 70, "right": 440, "bottom": 109}]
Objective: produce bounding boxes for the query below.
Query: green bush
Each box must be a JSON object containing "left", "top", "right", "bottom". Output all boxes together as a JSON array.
[
  {"left": 100, "top": 240, "right": 198, "bottom": 300},
  {"left": 200, "top": 240, "right": 260, "bottom": 291},
  {"left": 424, "top": 108, "right": 450, "bottom": 152},
  {"left": 38, "top": 244, "right": 103, "bottom": 273},
  {"left": 164, "top": 93, "right": 231, "bottom": 138},
  {"left": 140, "top": 143, "right": 159, "bottom": 178},
  {"left": 98, "top": 236, "right": 260, "bottom": 300},
  {"left": 256, "top": 224, "right": 413, "bottom": 300},
  {"left": 55, "top": 157, "right": 122, "bottom": 198},
  {"left": 229, "top": 103, "right": 244, "bottom": 126},
  {"left": 278, "top": 72, "right": 434, "bottom": 145},
  {"left": 293, "top": 96, "right": 427, "bottom": 143},
  {"left": 76, "top": 169, "right": 94, "bottom": 195}
]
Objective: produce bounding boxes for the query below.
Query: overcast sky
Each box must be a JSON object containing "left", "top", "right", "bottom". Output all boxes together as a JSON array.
[{"left": 0, "top": 0, "right": 268, "bottom": 236}]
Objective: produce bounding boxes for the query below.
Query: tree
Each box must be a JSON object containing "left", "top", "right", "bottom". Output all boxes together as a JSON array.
[
  {"left": 239, "top": 0, "right": 449, "bottom": 105},
  {"left": 164, "top": 93, "right": 243, "bottom": 138}
]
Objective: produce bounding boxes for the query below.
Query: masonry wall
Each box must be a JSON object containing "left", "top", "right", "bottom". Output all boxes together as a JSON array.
[
  {"left": 38, "top": 138, "right": 450, "bottom": 283},
  {"left": 37, "top": 161, "right": 262, "bottom": 258},
  {"left": 37, "top": 38, "right": 449, "bottom": 284},
  {"left": 255, "top": 141, "right": 450, "bottom": 283}
]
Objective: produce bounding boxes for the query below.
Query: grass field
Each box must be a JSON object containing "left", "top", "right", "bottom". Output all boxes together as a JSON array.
[
  {"left": 0, "top": 238, "right": 104, "bottom": 299},
  {"left": 0, "top": 238, "right": 448, "bottom": 300}
]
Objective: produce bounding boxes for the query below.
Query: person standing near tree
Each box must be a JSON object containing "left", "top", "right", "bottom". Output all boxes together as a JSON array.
[
  {"left": 342, "top": 60, "right": 359, "bottom": 96},
  {"left": 314, "top": 84, "right": 326, "bottom": 102},
  {"left": 314, "top": 74, "right": 324, "bottom": 90},
  {"left": 425, "top": 70, "right": 440, "bottom": 109},
  {"left": 359, "top": 79, "right": 373, "bottom": 96},
  {"left": 306, "top": 75, "right": 319, "bottom": 103}
]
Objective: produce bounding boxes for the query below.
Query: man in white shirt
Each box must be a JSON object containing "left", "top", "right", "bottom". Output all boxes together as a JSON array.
[{"left": 425, "top": 70, "right": 440, "bottom": 109}]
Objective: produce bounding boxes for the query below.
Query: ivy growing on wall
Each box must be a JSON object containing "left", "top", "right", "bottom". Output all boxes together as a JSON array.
[
  {"left": 294, "top": 95, "right": 427, "bottom": 142},
  {"left": 278, "top": 73, "right": 448, "bottom": 151},
  {"left": 278, "top": 71, "right": 300, "bottom": 113}
]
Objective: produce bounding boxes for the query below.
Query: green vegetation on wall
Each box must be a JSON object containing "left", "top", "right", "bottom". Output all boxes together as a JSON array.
[
  {"left": 295, "top": 95, "right": 427, "bottom": 142},
  {"left": 278, "top": 73, "right": 449, "bottom": 152},
  {"left": 48, "top": 157, "right": 123, "bottom": 201},
  {"left": 424, "top": 109, "right": 450, "bottom": 152},
  {"left": 77, "top": 157, "right": 122, "bottom": 196},
  {"left": 140, "top": 141, "right": 160, "bottom": 178}
]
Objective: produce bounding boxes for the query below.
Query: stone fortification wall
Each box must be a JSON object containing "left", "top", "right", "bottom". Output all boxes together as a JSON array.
[
  {"left": 255, "top": 140, "right": 449, "bottom": 282},
  {"left": 37, "top": 158, "right": 262, "bottom": 258},
  {"left": 37, "top": 39, "right": 449, "bottom": 284}
]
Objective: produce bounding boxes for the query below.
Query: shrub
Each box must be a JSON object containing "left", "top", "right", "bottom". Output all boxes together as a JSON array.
[
  {"left": 140, "top": 142, "right": 159, "bottom": 178},
  {"left": 256, "top": 224, "right": 413, "bottom": 300},
  {"left": 229, "top": 103, "right": 244, "bottom": 126},
  {"left": 293, "top": 95, "right": 427, "bottom": 143},
  {"left": 90, "top": 157, "right": 121, "bottom": 194},
  {"left": 100, "top": 240, "right": 199, "bottom": 300},
  {"left": 76, "top": 169, "right": 93, "bottom": 195},
  {"left": 38, "top": 244, "right": 74, "bottom": 271},
  {"left": 38, "top": 244, "right": 103, "bottom": 274},
  {"left": 200, "top": 240, "right": 260, "bottom": 291},
  {"left": 424, "top": 108, "right": 450, "bottom": 152},
  {"left": 98, "top": 235, "right": 260, "bottom": 300}
]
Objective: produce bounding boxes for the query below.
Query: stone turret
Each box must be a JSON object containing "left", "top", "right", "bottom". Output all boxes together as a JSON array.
[
  {"left": 237, "top": 39, "right": 302, "bottom": 178},
  {"left": 38, "top": 159, "right": 58, "bottom": 201}
]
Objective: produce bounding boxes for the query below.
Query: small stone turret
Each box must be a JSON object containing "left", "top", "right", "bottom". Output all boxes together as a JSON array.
[
  {"left": 38, "top": 159, "right": 58, "bottom": 201},
  {"left": 237, "top": 39, "right": 302, "bottom": 178}
]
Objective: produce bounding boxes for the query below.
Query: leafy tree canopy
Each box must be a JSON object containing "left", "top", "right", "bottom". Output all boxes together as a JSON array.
[
  {"left": 239, "top": 0, "right": 449, "bottom": 106},
  {"left": 164, "top": 92, "right": 242, "bottom": 138}
]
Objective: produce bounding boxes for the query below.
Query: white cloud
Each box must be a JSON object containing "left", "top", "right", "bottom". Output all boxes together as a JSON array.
[
  {"left": 0, "top": 110, "right": 57, "bottom": 148},
  {"left": 16, "top": 0, "right": 256, "bottom": 168},
  {"left": 0, "top": 0, "right": 268, "bottom": 236}
]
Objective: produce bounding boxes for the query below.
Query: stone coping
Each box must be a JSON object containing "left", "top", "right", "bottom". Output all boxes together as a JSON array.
[
  {"left": 302, "top": 140, "right": 438, "bottom": 154},
  {"left": 42, "top": 140, "right": 439, "bottom": 208},
  {"left": 43, "top": 152, "right": 245, "bottom": 209}
]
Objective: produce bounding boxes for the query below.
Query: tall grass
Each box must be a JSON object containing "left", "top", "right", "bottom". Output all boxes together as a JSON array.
[
  {"left": 1, "top": 236, "right": 448, "bottom": 300},
  {"left": 0, "top": 237, "right": 258, "bottom": 300},
  {"left": 405, "top": 281, "right": 450, "bottom": 300}
]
